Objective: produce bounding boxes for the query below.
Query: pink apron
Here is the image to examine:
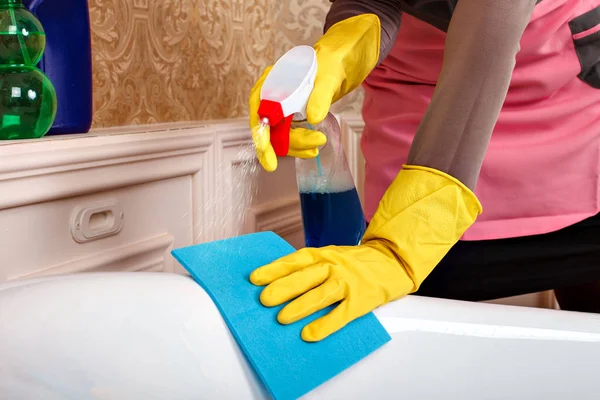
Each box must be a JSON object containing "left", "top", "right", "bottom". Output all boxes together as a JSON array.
[{"left": 361, "top": 0, "right": 600, "bottom": 240}]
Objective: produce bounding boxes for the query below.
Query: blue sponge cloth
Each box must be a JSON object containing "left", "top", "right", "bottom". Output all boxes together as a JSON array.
[{"left": 171, "top": 231, "right": 391, "bottom": 400}]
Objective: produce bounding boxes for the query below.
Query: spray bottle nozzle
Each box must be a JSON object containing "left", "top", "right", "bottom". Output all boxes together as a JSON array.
[
  {"left": 257, "top": 99, "right": 293, "bottom": 157},
  {"left": 257, "top": 99, "right": 283, "bottom": 125},
  {"left": 258, "top": 45, "right": 318, "bottom": 158}
]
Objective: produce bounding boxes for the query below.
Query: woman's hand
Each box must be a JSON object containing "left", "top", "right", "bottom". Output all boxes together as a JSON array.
[
  {"left": 251, "top": 165, "right": 482, "bottom": 341},
  {"left": 248, "top": 14, "right": 382, "bottom": 172}
]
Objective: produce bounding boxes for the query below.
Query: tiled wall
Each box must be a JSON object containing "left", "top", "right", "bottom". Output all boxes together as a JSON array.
[{"left": 89, "top": 0, "right": 363, "bottom": 128}]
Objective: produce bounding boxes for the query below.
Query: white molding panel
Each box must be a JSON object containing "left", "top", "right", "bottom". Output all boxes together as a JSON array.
[
  {"left": 13, "top": 234, "right": 175, "bottom": 281},
  {"left": 244, "top": 196, "right": 303, "bottom": 239},
  {"left": 0, "top": 125, "right": 214, "bottom": 210}
]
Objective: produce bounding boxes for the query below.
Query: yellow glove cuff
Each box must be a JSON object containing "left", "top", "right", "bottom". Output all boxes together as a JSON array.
[{"left": 363, "top": 164, "right": 482, "bottom": 290}]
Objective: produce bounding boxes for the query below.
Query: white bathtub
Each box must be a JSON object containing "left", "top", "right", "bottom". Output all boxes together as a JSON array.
[{"left": 1, "top": 272, "right": 599, "bottom": 399}]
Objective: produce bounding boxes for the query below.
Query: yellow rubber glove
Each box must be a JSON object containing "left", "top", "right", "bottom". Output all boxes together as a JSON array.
[
  {"left": 250, "top": 165, "right": 482, "bottom": 341},
  {"left": 249, "top": 14, "right": 381, "bottom": 172}
]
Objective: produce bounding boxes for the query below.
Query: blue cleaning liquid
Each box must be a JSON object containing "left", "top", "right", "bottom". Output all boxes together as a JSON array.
[{"left": 300, "top": 188, "right": 366, "bottom": 248}]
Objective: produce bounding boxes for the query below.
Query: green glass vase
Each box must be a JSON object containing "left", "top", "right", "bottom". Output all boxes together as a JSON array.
[{"left": 0, "top": 0, "right": 57, "bottom": 140}]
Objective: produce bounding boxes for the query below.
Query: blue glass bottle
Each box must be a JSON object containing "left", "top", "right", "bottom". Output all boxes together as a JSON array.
[{"left": 23, "top": 0, "right": 92, "bottom": 135}]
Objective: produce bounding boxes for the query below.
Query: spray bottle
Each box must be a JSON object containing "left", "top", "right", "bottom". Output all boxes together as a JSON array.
[{"left": 256, "top": 46, "right": 366, "bottom": 247}]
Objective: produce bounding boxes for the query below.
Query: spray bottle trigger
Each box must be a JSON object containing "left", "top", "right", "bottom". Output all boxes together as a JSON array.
[
  {"left": 257, "top": 99, "right": 292, "bottom": 157},
  {"left": 270, "top": 115, "right": 293, "bottom": 156}
]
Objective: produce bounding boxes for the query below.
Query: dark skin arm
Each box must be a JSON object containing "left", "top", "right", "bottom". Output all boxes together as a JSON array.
[
  {"left": 326, "top": 0, "right": 538, "bottom": 190},
  {"left": 407, "top": 0, "right": 537, "bottom": 190}
]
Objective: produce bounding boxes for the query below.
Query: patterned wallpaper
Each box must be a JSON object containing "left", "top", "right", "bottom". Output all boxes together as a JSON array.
[{"left": 89, "top": 0, "right": 363, "bottom": 128}]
